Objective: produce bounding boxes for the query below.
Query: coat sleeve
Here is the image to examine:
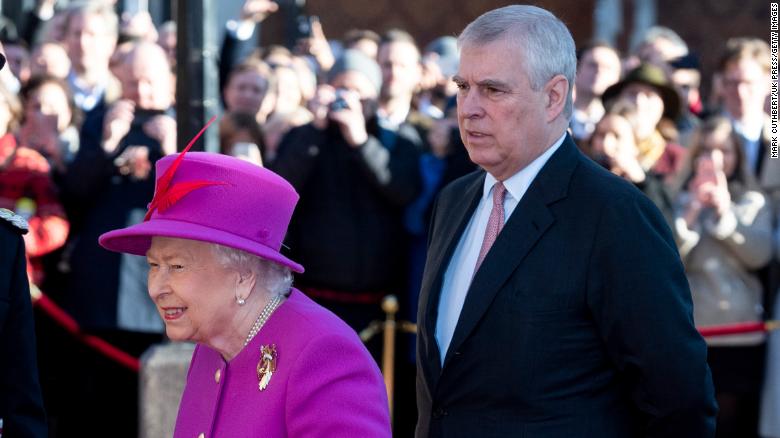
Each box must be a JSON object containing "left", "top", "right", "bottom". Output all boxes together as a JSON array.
[
  {"left": 60, "top": 135, "right": 117, "bottom": 200},
  {"left": 270, "top": 126, "right": 321, "bottom": 192},
  {"left": 0, "top": 229, "right": 48, "bottom": 437},
  {"left": 586, "top": 192, "right": 717, "bottom": 437},
  {"left": 703, "top": 190, "right": 773, "bottom": 270},
  {"left": 284, "top": 333, "right": 391, "bottom": 438},
  {"left": 352, "top": 135, "right": 421, "bottom": 207}
]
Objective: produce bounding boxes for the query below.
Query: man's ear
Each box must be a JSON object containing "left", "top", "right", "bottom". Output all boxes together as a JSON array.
[{"left": 544, "top": 74, "right": 569, "bottom": 122}]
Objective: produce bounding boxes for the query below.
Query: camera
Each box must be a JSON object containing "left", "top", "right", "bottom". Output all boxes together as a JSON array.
[
  {"left": 329, "top": 96, "right": 349, "bottom": 112},
  {"left": 329, "top": 89, "right": 350, "bottom": 112}
]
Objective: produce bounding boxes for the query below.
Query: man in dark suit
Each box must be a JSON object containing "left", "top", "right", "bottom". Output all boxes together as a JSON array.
[
  {"left": 415, "top": 6, "right": 718, "bottom": 437},
  {"left": 0, "top": 208, "right": 47, "bottom": 438}
]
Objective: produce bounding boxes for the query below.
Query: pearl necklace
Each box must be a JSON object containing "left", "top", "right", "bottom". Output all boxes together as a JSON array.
[{"left": 244, "top": 294, "right": 283, "bottom": 346}]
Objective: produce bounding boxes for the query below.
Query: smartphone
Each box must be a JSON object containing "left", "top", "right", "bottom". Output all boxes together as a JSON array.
[
  {"left": 132, "top": 108, "right": 167, "bottom": 128},
  {"left": 36, "top": 112, "right": 59, "bottom": 132},
  {"left": 295, "top": 15, "right": 312, "bottom": 39},
  {"left": 296, "top": 15, "right": 318, "bottom": 39},
  {"left": 694, "top": 155, "right": 718, "bottom": 185}
]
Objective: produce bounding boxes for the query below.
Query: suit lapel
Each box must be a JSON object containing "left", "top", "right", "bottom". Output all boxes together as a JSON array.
[
  {"left": 419, "top": 172, "right": 484, "bottom": 386},
  {"left": 442, "top": 137, "right": 581, "bottom": 368}
]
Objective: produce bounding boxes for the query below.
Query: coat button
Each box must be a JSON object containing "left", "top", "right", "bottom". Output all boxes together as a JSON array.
[
  {"left": 214, "top": 369, "right": 221, "bottom": 383},
  {"left": 432, "top": 407, "right": 447, "bottom": 418}
]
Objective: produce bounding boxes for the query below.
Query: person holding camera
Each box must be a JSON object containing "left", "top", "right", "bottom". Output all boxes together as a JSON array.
[
  {"left": 271, "top": 50, "right": 420, "bottom": 350},
  {"left": 672, "top": 116, "right": 773, "bottom": 436},
  {"left": 52, "top": 41, "right": 174, "bottom": 438}
]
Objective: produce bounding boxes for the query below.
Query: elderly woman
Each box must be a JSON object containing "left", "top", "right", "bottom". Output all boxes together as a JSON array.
[{"left": 99, "top": 136, "right": 391, "bottom": 437}]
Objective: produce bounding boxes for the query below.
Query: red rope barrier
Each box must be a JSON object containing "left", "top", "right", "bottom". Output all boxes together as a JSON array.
[
  {"left": 28, "top": 278, "right": 777, "bottom": 370},
  {"left": 698, "top": 320, "right": 780, "bottom": 338},
  {"left": 30, "top": 286, "right": 141, "bottom": 373}
]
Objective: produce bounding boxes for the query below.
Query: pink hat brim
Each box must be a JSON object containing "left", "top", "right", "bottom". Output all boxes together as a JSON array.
[{"left": 99, "top": 218, "right": 304, "bottom": 273}]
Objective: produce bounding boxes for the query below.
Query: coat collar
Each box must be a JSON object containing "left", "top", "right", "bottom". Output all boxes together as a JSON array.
[{"left": 420, "top": 135, "right": 582, "bottom": 386}]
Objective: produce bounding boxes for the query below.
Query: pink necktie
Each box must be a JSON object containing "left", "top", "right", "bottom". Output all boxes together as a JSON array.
[{"left": 474, "top": 182, "right": 506, "bottom": 274}]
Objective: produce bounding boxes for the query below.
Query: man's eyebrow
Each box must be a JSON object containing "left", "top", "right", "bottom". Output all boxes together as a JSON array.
[
  {"left": 452, "top": 76, "right": 512, "bottom": 89},
  {"left": 475, "top": 79, "right": 511, "bottom": 89}
]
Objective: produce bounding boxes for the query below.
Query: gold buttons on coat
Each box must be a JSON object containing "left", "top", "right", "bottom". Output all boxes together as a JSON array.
[{"left": 214, "top": 369, "right": 221, "bottom": 383}]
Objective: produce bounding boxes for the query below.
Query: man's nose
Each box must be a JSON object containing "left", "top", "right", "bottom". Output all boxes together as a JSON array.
[
  {"left": 458, "top": 89, "right": 483, "bottom": 119},
  {"left": 736, "top": 82, "right": 751, "bottom": 100}
]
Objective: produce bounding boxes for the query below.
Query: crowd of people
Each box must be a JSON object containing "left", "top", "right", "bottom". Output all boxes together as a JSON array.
[{"left": 0, "top": 0, "right": 777, "bottom": 437}]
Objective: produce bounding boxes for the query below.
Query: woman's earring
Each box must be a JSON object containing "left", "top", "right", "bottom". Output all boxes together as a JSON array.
[{"left": 236, "top": 296, "right": 246, "bottom": 306}]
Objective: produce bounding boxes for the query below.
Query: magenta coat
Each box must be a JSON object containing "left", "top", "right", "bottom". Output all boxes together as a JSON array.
[{"left": 174, "top": 289, "right": 391, "bottom": 437}]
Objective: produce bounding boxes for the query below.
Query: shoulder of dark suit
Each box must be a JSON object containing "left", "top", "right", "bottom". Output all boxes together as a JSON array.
[{"left": 0, "top": 208, "right": 29, "bottom": 235}]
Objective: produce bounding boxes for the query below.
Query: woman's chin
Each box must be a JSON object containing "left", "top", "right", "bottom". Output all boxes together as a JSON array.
[{"left": 164, "top": 327, "right": 190, "bottom": 342}]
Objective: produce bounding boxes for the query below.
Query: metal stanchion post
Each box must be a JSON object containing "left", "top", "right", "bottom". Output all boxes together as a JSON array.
[
  {"left": 381, "top": 295, "right": 399, "bottom": 421},
  {"left": 359, "top": 295, "right": 418, "bottom": 425}
]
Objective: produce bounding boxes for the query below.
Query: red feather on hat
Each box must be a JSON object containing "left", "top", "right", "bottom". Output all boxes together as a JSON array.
[{"left": 144, "top": 116, "right": 222, "bottom": 221}]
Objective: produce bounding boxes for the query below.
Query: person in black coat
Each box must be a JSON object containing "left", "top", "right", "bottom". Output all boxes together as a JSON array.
[
  {"left": 52, "top": 42, "right": 172, "bottom": 438},
  {"left": 0, "top": 208, "right": 47, "bottom": 438},
  {"left": 416, "top": 6, "right": 717, "bottom": 437},
  {"left": 272, "top": 50, "right": 421, "bottom": 339}
]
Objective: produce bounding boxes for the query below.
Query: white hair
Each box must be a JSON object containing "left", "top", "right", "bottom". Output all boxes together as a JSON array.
[
  {"left": 458, "top": 5, "right": 577, "bottom": 119},
  {"left": 209, "top": 244, "right": 293, "bottom": 297},
  {"left": 638, "top": 26, "right": 688, "bottom": 56}
]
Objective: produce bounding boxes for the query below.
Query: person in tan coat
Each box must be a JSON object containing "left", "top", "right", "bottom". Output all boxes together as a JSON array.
[{"left": 673, "top": 116, "right": 773, "bottom": 437}]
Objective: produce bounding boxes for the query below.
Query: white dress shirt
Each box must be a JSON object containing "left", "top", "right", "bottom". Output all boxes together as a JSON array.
[
  {"left": 68, "top": 71, "right": 107, "bottom": 112},
  {"left": 729, "top": 114, "right": 764, "bottom": 174},
  {"left": 435, "top": 133, "right": 566, "bottom": 363}
]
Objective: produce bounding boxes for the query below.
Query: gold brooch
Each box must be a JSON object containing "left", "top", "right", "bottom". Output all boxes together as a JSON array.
[{"left": 257, "top": 344, "right": 277, "bottom": 391}]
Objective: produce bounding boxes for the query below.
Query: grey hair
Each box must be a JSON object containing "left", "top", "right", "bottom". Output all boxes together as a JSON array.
[
  {"left": 65, "top": 1, "right": 119, "bottom": 38},
  {"left": 159, "top": 20, "right": 177, "bottom": 35},
  {"left": 209, "top": 244, "right": 293, "bottom": 297},
  {"left": 458, "top": 5, "right": 577, "bottom": 119},
  {"left": 638, "top": 26, "right": 688, "bottom": 55}
]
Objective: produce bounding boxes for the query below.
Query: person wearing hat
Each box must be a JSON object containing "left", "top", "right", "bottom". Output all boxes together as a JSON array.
[
  {"left": 669, "top": 52, "right": 703, "bottom": 147},
  {"left": 602, "top": 63, "right": 685, "bottom": 184},
  {"left": 99, "top": 138, "right": 391, "bottom": 437},
  {"left": 271, "top": 50, "right": 420, "bottom": 351},
  {"left": 418, "top": 36, "right": 460, "bottom": 120}
]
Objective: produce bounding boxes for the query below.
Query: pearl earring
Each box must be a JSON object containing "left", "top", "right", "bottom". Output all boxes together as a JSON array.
[{"left": 236, "top": 297, "right": 246, "bottom": 305}]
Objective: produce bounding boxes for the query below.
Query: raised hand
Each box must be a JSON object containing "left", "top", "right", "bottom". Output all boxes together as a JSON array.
[
  {"left": 143, "top": 114, "right": 177, "bottom": 155},
  {"left": 102, "top": 100, "right": 135, "bottom": 154},
  {"left": 327, "top": 89, "right": 368, "bottom": 147},
  {"left": 240, "top": 0, "right": 279, "bottom": 23}
]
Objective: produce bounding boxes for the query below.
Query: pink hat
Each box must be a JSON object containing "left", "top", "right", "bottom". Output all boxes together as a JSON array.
[{"left": 99, "top": 119, "right": 304, "bottom": 273}]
